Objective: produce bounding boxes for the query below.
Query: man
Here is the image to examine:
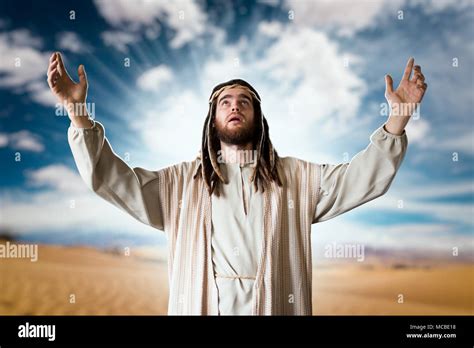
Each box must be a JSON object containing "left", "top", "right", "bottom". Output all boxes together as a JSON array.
[{"left": 47, "top": 53, "right": 427, "bottom": 315}]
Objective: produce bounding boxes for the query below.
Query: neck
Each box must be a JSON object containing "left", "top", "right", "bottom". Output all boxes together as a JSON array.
[{"left": 219, "top": 141, "right": 255, "bottom": 164}]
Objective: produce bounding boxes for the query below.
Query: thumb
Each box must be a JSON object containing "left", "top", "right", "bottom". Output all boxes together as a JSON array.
[
  {"left": 385, "top": 74, "right": 394, "bottom": 94},
  {"left": 78, "top": 65, "right": 87, "bottom": 85}
]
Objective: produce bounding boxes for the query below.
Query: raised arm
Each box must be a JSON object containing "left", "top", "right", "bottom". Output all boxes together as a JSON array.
[
  {"left": 313, "top": 57, "right": 427, "bottom": 223},
  {"left": 47, "top": 52, "right": 172, "bottom": 231},
  {"left": 313, "top": 125, "right": 407, "bottom": 223},
  {"left": 67, "top": 121, "right": 173, "bottom": 231}
]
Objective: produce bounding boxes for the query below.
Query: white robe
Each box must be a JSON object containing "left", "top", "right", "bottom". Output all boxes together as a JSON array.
[
  {"left": 68, "top": 120, "right": 407, "bottom": 315},
  {"left": 211, "top": 162, "right": 263, "bottom": 315}
]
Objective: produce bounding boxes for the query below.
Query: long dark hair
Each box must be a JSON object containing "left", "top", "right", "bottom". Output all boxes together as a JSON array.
[{"left": 193, "top": 79, "right": 282, "bottom": 195}]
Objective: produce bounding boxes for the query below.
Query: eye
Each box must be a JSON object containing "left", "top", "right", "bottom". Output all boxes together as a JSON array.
[{"left": 222, "top": 100, "right": 229, "bottom": 105}]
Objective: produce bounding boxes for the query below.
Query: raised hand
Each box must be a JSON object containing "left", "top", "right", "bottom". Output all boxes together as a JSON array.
[
  {"left": 383, "top": 57, "right": 428, "bottom": 135},
  {"left": 385, "top": 57, "right": 427, "bottom": 117},
  {"left": 47, "top": 52, "right": 88, "bottom": 117}
]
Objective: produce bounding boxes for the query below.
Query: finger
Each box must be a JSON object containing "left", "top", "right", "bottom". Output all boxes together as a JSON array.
[
  {"left": 49, "top": 52, "right": 57, "bottom": 63},
  {"left": 78, "top": 64, "right": 87, "bottom": 85},
  {"left": 385, "top": 74, "right": 394, "bottom": 94},
  {"left": 48, "top": 68, "right": 58, "bottom": 85},
  {"left": 416, "top": 72, "right": 425, "bottom": 79},
  {"left": 417, "top": 83, "right": 427, "bottom": 92},
  {"left": 412, "top": 72, "right": 425, "bottom": 83},
  {"left": 402, "top": 57, "right": 415, "bottom": 81},
  {"left": 47, "top": 74, "right": 53, "bottom": 89},
  {"left": 56, "top": 52, "right": 66, "bottom": 76},
  {"left": 47, "top": 61, "right": 58, "bottom": 76},
  {"left": 414, "top": 65, "right": 421, "bottom": 72},
  {"left": 47, "top": 68, "right": 58, "bottom": 88}
]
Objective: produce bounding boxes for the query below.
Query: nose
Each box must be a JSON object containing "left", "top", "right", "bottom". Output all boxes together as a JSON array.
[{"left": 231, "top": 100, "right": 240, "bottom": 112}]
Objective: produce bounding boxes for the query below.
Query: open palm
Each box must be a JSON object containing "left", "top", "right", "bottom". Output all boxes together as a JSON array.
[
  {"left": 385, "top": 57, "right": 427, "bottom": 117},
  {"left": 47, "top": 52, "right": 88, "bottom": 108}
]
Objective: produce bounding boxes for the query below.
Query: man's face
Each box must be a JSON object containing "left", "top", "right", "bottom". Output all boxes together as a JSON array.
[{"left": 214, "top": 86, "right": 256, "bottom": 146}]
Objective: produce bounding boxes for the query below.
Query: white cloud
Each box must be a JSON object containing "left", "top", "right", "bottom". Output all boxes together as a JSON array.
[
  {"left": 256, "top": 27, "right": 365, "bottom": 123},
  {"left": 139, "top": 90, "right": 205, "bottom": 161},
  {"left": 94, "top": 0, "right": 168, "bottom": 26},
  {"left": 0, "top": 29, "right": 54, "bottom": 106},
  {"left": 56, "top": 31, "right": 92, "bottom": 54},
  {"left": 0, "top": 130, "right": 44, "bottom": 152},
  {"left": 395, "top": 181, "right": 473, "bottom": 199},
  {"left": 26, "top": 164, "right": 86, "bottom": 193},
  {"left": 258, "top": 20, "right": 284, "bottom": 38},
  {"left": 7, "top": 28, "right": 43, "bottom": 48},
  {"left": 312, "top": 179, "right": 474, "bottom": 253},
  {"left": 0, "top": 133, "right": 8, "bottom": 147},
  {"left": 25, "top": 80, "right": 57, "bottom": 106},
  {"left": 132, "top": 24, "right": 367, "bottom": 166},
  {"left": 362, "top": 183, "right": 474, "bottom": 225},
  {"left": 436, "top": 130, "right": 474, "bottom": 154},
  {"left": 136, "top": 65, "right": 174, "bottom": 93},
  {"left": 94, "top": 0, "right": 207, "bottom": 50},
  {"left": 284, "top": 0, "right": 404, "bottom": 36},
  {"left": 199, "top": 37, "right": 249, "bottom": 88},
  {"left": 405, "top": 117, "right": 430, "bottom": 145},
  {"left": 312, "top": 219, "right": 472, "bottom": 255},
  {"left": 163, "top": 1, "right": 207, "bottom": 49},
  {"left": 415, "top": 0, "right": 473, "bottom": 14},
  {"left": 100, "top": 30, "right": 140, "bottom": 53},
  {"left": 257, "top": 0, "right": 280, "bottom": 6},
  {"left": 0, "top": 30, "right": 49, "bottom": 87},
  {"left": 1, "top": 164, "right": 162, "bottom": 238},
  {"left": 406, "top": 122, "right": 474, "bottom": 155},
  {"left": 251, "top": 25, "right": 366, "bottom": 160}
]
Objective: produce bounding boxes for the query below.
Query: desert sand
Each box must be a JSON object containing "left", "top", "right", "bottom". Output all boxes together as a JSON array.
[{"left": 0, "top": 241, "right": 472, "bottom": 315}]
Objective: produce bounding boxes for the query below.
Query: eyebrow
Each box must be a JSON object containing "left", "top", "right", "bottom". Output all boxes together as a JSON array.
[{"left": 218, "top": 93, "right": 252, "bottom": 104}]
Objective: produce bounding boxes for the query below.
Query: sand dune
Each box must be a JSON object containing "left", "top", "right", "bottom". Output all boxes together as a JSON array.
[
  {"left": 313, "top": 263, "right": 473, "bottom": 315},
  {"left": 0, "top": 242, "right": 472, "bottom": 315},
  {"left": 0, "top": 243, "right": 169, "bottom": 315}
]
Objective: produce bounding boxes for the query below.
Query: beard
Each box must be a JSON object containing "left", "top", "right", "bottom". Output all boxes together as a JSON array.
[{"left": 215, "top": 119, "right": 256, "bottom": 145}]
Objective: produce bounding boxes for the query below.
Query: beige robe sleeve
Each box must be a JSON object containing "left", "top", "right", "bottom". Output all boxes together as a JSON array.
[
  {"left": 67, "top": 120, "right": 172, "bottom": 232},
  {"left": 313, "top": 124, "right": 408, "bottom": 223}
]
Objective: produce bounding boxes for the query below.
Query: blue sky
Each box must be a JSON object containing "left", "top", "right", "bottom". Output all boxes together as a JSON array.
[{"left": 0, "top": 0, "right": 472, "bottom": 258}]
